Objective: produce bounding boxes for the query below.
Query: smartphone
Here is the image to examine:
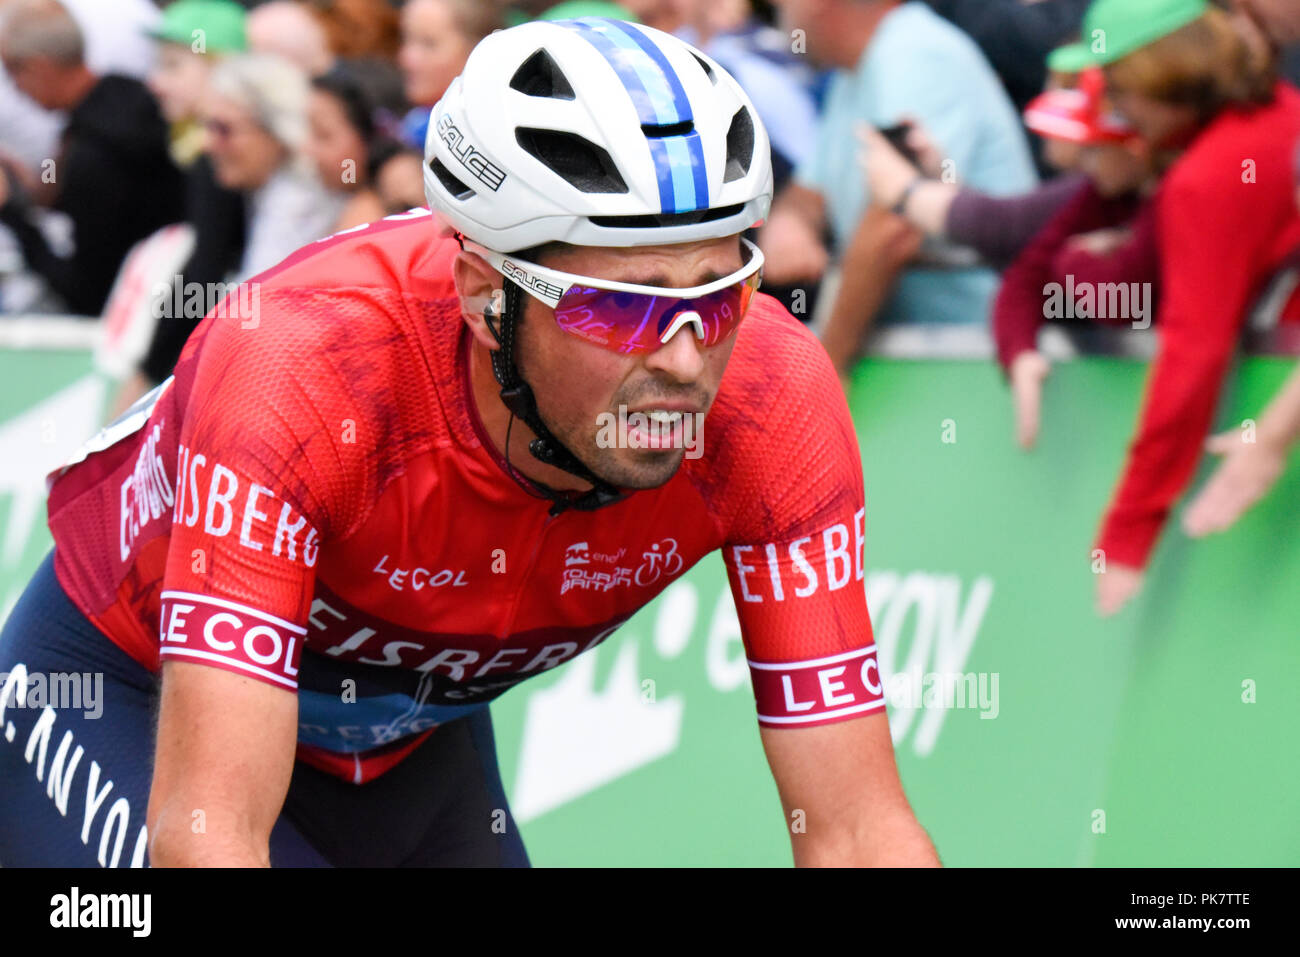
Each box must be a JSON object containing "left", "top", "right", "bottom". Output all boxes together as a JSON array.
[{"left": 878, "top": 122, "right": 921, "bottom": 168}]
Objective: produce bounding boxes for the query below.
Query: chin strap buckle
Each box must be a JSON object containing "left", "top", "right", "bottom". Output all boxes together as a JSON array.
[{"left": 498, "top": 382, "right": 534, "bottom": 420}]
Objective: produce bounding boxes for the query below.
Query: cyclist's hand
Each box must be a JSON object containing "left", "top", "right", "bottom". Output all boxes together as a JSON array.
[
  {"left": 1183, "top": 429, "right": 1287, "bottom": 538},
  {"left": 1095, "top": 561, "right": 1144, "bottom": 617},
  {"left": 1009, "top": 350, "right": 1051, "bottom": 450},
  {"left": 757, "top": 210, "right": 828, "bottom": 286}
]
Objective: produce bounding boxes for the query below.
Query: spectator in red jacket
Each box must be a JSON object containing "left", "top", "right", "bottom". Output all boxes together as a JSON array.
[
  {"left": 1179, "top": 0, "right": 1300, "bottom": 538},
  {"left": 1049, "top": 0, "right": 1300, "bottom": 615}
]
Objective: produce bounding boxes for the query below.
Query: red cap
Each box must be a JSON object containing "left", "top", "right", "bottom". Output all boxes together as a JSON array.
[{"left": 1023, "top": 68, "right": 1135, "bottom": 145}]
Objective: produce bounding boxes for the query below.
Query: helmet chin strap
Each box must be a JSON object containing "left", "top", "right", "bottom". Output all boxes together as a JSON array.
[{"left": 483, "top": 278, "right": 627, "bottom": 517}]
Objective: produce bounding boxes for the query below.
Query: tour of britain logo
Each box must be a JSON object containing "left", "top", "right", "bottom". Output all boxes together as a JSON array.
[{"left": 561, "top": 538, "right": 683, "bottom": 596}]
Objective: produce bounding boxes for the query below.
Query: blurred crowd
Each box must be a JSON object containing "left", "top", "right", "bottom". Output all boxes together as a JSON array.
[{"left": 2, "top": 0, "right": 1300, "bottom": 614}]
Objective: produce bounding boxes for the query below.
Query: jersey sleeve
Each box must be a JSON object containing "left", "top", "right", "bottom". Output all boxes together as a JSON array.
[
  {"left": 157, "top": 287, "right": 386, "bottom": 691},
  {"left": 709, "top": 302, "right": 881, "bottom": 729}
]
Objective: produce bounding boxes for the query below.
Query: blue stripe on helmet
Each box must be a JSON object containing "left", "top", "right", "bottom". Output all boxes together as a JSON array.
[
  {"left": 646, "top": 138, "right": 678, "bottom": 214},
  {"left": 598, "top": 18, "right": 694, "bottom": 123},
  {"left": 662, "top": 135, "right": 697, "bottom": 212},
  {"left": 558, "top": 17, "right": 711, "bottom": 214},
  {"left": 565, "top": 18, "right": 678, "bottom": 125},
  {"left": 674, "top": 130, "right": 710, "bottom": 212},
  {"left": 602, "top": 19, "right": 710, "bottom": 212}
]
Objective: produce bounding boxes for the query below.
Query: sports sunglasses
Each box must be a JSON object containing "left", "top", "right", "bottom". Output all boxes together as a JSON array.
[{"left": 464, "top": 237, "right": 764, "bottom": 355}]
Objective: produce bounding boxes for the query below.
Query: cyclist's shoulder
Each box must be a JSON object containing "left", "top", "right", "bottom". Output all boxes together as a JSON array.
[
  {"left": 252, "top": 209, "right": 460, "bottom": 308},
  {"left": 711, "top": 292, "right": 841, "bottom": 424},
  {"left": 184, "top": 213, "right": 462, "bottom": 387},
  {"left": 683, "top": 293, "right": 858, "bottom": 530}
]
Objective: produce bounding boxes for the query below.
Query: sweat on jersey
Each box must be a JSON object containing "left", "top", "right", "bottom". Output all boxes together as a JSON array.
[{"left": 44, "top": 210, "right": 883, "bottom": 785}]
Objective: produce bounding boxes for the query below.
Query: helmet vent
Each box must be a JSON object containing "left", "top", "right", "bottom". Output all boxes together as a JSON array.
[
  {"left": 692, "top": 53, "right": 716, "bottom": 84},
  {"left": 642, "top": 120, "right": 694, "bottom": 138},
  {"left": 723, "top": 107, "right": 754, "bottom": 183},
  {"left": 510, "top": 49, "right": 576, "bottom": 100},
  {"left": 516, "top": 127, "right": 629, "bottom": 194},
  {"left": 428, "top": 157, "right": 475, "bottom": 201},
  {"left": 590, "top": 203, "right": 744, "bottom": 229}
]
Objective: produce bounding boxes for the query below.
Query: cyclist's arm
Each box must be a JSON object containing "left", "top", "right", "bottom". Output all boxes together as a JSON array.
[
  {"left": 760, "top": 716, "right": 939, "bottom": 867},
  {"left": 147, "top": 663, "right": 297, "bottom": 866},
  {"left": 143, "top": 286, "right": 379, "bottom": 865},
  {"left": 716, "top": 300, "right": 936, "bottom": 866}
]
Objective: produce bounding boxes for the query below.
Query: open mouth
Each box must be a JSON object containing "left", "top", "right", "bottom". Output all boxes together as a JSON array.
[{"left": 626, "top": 410, "right": 684, "bottom": 450}]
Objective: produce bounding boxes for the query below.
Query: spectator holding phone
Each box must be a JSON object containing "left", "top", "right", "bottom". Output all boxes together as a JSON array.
[
  {"left": 858, "top": 88, "right": 1091, "bottom": 273},
  {"left": 990, "top": 68, "right": 1157, "bottom": 450},
  {"left": 760, "top": 0, "right": 1037, "bottom": 378}
]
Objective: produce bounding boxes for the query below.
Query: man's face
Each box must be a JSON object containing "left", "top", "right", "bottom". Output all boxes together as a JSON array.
[{"left": 514, "top": 235, "right": 747, "bottom": 490}]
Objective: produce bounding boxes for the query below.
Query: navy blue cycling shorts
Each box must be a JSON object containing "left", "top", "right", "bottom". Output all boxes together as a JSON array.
[{"left": 0, "top": 549, "right": 529, "bottom": 867}]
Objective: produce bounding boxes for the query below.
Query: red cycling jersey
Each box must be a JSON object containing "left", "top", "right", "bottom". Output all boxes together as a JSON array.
[{"left": 44, "top": 210, "right": 882, "bottom": 784}]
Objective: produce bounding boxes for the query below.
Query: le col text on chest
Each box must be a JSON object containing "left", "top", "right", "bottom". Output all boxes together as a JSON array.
[{"left": 373, "top": 554, "right": 468, "bottom": 591}]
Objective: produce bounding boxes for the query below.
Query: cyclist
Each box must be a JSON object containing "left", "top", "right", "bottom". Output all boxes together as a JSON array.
[{"left": 0, "top": 17, "right": 938, "bottom": 867}]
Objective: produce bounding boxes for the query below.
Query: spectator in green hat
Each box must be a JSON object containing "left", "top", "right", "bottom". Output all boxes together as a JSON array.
[
  {"left": 122, "top": 1, "right": 250, "bottom": 410},
  {"left": 1047, "top": 0, "right": 1208, "bottom": 73},
  {"left": 1066, "top": 0, "right": 1300, "bottom": 615},
  {"left": 538, "top": 1, "right": 640, "bottom": 21},
  {"left": 147, "top": 0, "right": 247, "bottom": 167}
]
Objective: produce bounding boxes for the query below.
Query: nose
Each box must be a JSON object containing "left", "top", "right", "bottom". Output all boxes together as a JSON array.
[{"left": 645, "top": 310, "right": 707, "bottom": 382}]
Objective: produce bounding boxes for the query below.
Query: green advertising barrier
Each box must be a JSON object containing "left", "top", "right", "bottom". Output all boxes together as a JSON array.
[
  {"left": 487, "top": 355, "right": 1300, "bottom": 867},
  {"left": 0, "top": 336, "right": 1296, "bottom": 866}
]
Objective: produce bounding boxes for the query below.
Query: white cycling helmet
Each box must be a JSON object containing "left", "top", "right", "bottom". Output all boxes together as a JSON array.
[{"left": 423, "top": 16, "right": 773, "bottom": 252}]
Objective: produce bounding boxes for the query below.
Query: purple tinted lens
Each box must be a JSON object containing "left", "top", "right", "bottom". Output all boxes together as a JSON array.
[{"left": 555, "top": 284, "right": 748, "bottom": 353}]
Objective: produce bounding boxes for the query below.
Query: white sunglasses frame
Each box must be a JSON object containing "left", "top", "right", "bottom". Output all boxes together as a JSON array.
[{"left": 463, "top": 236, "right": 765, "bottom": 311}]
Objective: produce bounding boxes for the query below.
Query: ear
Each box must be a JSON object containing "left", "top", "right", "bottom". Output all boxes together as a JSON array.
[{"left": 453, "top": 249, "right": 505, "bottom": 351}]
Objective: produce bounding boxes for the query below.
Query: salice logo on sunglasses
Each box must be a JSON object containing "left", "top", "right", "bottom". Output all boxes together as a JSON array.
[{"left": 594, "top": 405, "right": 705, "bottom": 459}]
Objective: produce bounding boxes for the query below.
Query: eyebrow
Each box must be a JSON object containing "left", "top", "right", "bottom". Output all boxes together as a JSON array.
[{"left": 614, "top": 269, "right": 729, "bottom": 289}]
